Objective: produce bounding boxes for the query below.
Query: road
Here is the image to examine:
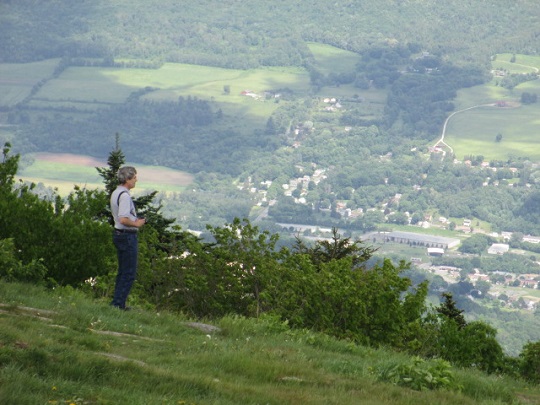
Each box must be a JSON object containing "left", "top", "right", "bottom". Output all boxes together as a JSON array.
[{"left": 433, "top": 103, "right": 496, "bottom": 154}]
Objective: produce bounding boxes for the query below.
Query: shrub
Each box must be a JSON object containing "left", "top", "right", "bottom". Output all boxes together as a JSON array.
[
  {"left": 0, "top": 238, "right": 47, "bottom": 283},
  {"left": 377, "top": 357, "right": 461, "bottom": 391},
  {"left": 520, "top": 340, "right": 540, "bottom": 383}
]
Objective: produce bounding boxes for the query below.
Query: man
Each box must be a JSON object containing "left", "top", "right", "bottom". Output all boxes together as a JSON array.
[{"left": 110, "top": 166, "right": 145, "bottom": 310}]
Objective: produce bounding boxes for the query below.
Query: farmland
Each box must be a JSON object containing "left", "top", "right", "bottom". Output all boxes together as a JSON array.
[
  {"left": 19, "top": 153, "right": 193, "bottom": 195},
  {"left": 442, "top": 54, "right": 540, "bottom": 160}
]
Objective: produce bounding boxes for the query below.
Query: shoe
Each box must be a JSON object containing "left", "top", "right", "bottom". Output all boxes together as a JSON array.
[{"left": 111, "top": 303, "right": 130, "bottom": 311}]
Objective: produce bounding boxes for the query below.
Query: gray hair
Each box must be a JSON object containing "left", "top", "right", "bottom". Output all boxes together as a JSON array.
[{"left": 117, "top": 166, "right": 137, "bottom": 184}]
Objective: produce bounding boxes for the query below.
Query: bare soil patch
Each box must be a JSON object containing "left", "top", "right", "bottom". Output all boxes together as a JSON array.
[{"left": 36, "top": 152, "right": 105, "bottom": 167}]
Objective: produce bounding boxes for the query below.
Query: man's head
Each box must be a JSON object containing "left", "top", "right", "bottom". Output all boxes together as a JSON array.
[{"left": 117, "top": 166, "right": 138, "bottom": 189}]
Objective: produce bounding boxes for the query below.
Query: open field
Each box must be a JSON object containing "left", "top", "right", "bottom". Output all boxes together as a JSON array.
[
  {"left": 19, "top": 153, "right": 193, "bottom": 195},
  {"left": 444, "top": 102, "right": 540, "bottom": 161},
  {"left": 442, "top": 54, "right": 540, "bottom": 161},
  {"left": 493, "top": 53, "right": 540, "bottom": 74},
  {"left": 29, "top": 61, "right": 312, "bottom": 127},
  {"left": 142, "top": 64, "right": 311, "bottom": 123},
  {"left": 37, "top": 66, "right": 141, "bottom": 104},
  {"left": 0, "top": 59, "right": 59, "bottom": 107},
  {"left": 307, "top": 42, "right": 360, "bottom": 75}
]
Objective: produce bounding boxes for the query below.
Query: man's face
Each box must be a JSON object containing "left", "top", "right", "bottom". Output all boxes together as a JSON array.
[{"left": 126, "top": 174, "right": 138, "bottom": 189}]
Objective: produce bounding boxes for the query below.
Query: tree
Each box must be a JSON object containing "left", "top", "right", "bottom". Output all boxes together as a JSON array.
[
  {"left": 475, "top": 279, "right": 491, "bottom": 297},
  {"left": 437, "top": 292, "right": 467, "bottom": 329},
  {"left": 495, "top": 133, "right": 503, "bottom": 143},
  {"left": 292, "top": 227, "right": 377, "bottom": 269},
  {"left": 458, "top": 234, "right": 492, "bottom": 254},
  {"left": 95, "top": 133, "right": 125, "bottom": 224},
  {"left": 0, "top": 142, "right": 115, "bottom": 286},
  {"left": 520, "top": 340, "right": 540, "bottom": 383},
  {"left": 521, "top": 92, "right": 537, "bottom": 104},
  {"left": 96, "top": 134, "right": 177, "bottom": 249}
]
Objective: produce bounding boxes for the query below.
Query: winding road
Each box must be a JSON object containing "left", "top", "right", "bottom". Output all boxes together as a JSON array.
[
  {"left": 433, "top": 103, "right": 496, "bottom": 154},
  {"left": 434, "top": 60, "right": 539, "bottom": 154}
]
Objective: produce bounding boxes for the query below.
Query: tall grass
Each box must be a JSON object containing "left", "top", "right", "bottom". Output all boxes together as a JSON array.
[{"left": 1, "top": 280, "right": 539, "bottom": 405}]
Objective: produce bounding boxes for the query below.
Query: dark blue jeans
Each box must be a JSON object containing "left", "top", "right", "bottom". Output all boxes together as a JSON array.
[{"left": 111, "top": 231, "right": 138, "bottom": 309}]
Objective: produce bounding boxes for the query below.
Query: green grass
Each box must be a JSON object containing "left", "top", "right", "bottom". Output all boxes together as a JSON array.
[
  {"left": 445, "top": 103, "right": 540, "bottom": 160},
  {"left": 493, "top": 53, "right": 540, "bottom": 74},
  {"left": 1, "top": 280, "right": 539, "bottom": 405},
  {"left": 32, "top": 61, "right": 312, "bottom": 133},
  {"left": 307, "top": 42, "right": 360, "bottom": 75},
  {"left": 37, "top": 66, "right": 138, "bottom": 103},
  {"left": 438, "top": 53, "right": 540, "bottom": 160}
]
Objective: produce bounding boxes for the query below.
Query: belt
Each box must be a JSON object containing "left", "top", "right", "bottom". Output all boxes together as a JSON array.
[{"left": 114, "top": 228, "right": 138, "bottom": 234}]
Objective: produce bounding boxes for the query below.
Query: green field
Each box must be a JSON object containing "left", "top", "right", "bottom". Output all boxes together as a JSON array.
[
  {"left": 493, "top": 53, "right": 540, "bottom": 74},
  {"left": 307, "top": 42, "right": 360, "bottom": 75},
  {"left": 31, "top": 62, "right": 312, "bottom": 124},
  {"left": 4, "top": 50, "right": 540, "bottom": 185},
  {"left": 445, "top": 102, "right": 540, "bottom": 160},
  {"left": 37, "top": 66, "right": 143, "bottom": 104},
  {"left": 0, "top": 59, "right": 59, "bottom": 107},
  {"left": 442, "top": 53, "right": 540, "bottom": 161}
]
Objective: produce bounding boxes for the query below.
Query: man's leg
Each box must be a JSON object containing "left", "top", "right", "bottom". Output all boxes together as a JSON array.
[{"left": 111, "top": 233, "right": 138, "bottom": 309}]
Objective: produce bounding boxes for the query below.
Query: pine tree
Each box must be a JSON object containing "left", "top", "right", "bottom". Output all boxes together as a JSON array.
[
  {"left": 96, "top": 133, "right": 125, "bottom": 197},
  {"left": 96, "top": 133, "right": 186, "bottom": 252},
  {"left": 437, "top": 292, "right": 467, "bottom": 329}
]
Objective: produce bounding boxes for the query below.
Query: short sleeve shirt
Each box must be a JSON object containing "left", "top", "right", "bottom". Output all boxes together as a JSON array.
[{"left": 110, "top": 186, "right": 138, "bottom": 231}]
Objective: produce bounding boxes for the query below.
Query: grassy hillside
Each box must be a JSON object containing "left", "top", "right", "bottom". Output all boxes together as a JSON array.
[{"left": 1, "top": 280, "right": 539, "bottom": 405}]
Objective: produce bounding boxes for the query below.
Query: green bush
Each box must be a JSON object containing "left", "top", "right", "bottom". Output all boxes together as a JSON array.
[
  {"left": 0, "top": 238, "right": 47, "bottom": 283},
  {"left": 520, "top": 340, "right": 540, "bottom": 383}
]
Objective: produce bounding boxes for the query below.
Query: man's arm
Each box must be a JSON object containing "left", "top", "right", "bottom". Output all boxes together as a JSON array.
[{"left": 119, "top": 217, "right": 146, "bottom": 228}]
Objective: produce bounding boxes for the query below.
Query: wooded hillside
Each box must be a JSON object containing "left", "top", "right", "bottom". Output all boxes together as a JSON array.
[{"left": 2, "top": 0, "right": 540, "bottom": 68}]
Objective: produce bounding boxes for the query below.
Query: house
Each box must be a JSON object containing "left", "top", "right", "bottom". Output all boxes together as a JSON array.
[
  {"left": 487, "top": 243, "right": 509, "bottom": 255},
  {"left": 523, "top": 235, "right": 540, "bottom": 244},
  {"left": 427, "top": 247, "right": 445, "bottom": 256}
]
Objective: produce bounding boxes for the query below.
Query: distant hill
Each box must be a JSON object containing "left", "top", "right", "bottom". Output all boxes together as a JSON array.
[{"left": 2, "top": 0, "right": 540, "bottom": 67}]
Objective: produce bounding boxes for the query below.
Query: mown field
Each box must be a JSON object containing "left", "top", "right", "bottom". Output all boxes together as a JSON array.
[{"left": 443, "top": 53, "right": 540, "bottom": 161}]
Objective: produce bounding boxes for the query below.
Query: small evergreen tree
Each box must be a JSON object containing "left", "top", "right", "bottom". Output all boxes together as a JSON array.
[
  {"left": 96, "top": 133, "right": 176, "bottom": 243},
  {"left": 437, "top": 292, "right": 467, "bottom": 329},
  {"left": 293, "top": 227, "right": 377, "bottom": 269}
]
